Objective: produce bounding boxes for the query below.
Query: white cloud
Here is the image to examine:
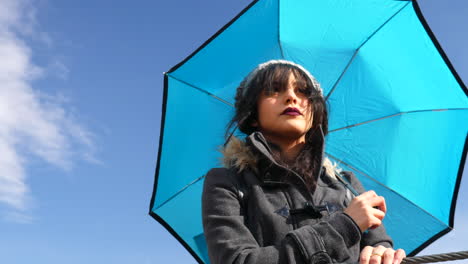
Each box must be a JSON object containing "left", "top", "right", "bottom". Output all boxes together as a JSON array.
[{"left": 0, "top": 0, "right": 96, "bottom": 220}]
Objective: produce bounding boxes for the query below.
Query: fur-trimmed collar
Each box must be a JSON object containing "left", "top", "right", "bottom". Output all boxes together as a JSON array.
[
  {"left": 221, "top": 135, "right": 340, "bottom": 179},
  {"left": 221, "top": 136, "right": 258, "bottom": 173}
]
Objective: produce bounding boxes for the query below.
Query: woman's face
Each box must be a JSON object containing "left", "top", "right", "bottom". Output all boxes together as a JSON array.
[{"left": 256, "top": 71, "right": 313, "bottom": 142}]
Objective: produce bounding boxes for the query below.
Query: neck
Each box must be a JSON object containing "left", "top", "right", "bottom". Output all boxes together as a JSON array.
[{"left": 262, "top": 134, "right": 306, "bottom": 161}]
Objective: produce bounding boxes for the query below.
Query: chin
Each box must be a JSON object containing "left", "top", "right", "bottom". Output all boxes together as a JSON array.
[{"left": 277, "top": 127, "right": 308, "bottom": 139}]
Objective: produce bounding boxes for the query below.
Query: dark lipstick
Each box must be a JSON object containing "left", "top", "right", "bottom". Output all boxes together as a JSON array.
[{"left": 281, "top": 107, "right": 302, "bottom": 116}]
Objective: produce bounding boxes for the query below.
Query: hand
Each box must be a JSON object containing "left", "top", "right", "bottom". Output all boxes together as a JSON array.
[
  {"left": 360, "top": 245, "right": 406, "bottom": 264},
  {"left": 344, "top": 190, "right": 386, "bottom": 232}
]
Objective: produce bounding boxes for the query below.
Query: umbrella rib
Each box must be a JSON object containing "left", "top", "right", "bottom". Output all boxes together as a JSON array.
[
  {"left": 277, "top": 0, "right": 285, "bottom": 59},
  {"left": 357, "top": 2, "right": 410, "bottom": 55},
  {"left": 325, "top": 152, "right": 450, "bottom": 228},
  {"left": 325, "top": 2, "right": 411, "bottom": 102},
  {"left": 325, "top": 50, "right": 358, "bottom": 102},
  {"left": 328, "top": 108, "right": 468, "bottom": 133},
  {"left": 155, "top": 174, "right": 206, "bottom": 210},
  {"left": 167, "top": 74, "right": 234, "bottom": 107}
]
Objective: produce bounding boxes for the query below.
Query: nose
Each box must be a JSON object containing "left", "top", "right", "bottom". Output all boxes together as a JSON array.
[{"left": 284, "top": 87, "right": 298, "bottom": 104}]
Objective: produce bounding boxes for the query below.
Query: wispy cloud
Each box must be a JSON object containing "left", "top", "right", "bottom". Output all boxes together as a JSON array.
[{"left": 0, "top": 0, "right": 96, "bottom": 220}]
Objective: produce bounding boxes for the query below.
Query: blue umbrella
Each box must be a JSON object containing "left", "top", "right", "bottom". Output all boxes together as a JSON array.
[{"left": 149, "top": 0, "right": 468, "bottom": 263}]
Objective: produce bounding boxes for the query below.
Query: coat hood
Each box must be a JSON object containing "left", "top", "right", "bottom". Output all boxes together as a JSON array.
[{"left": 221, "top": 132, "right": 340, "bottom": 180}]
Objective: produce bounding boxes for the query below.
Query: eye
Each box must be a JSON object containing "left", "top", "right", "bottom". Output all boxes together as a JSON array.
[
  {"left": 272, "top": 83, "right": 281, "bottom": 92},
  {"left": 296, "top": 86, "right": 309, "bottom": 96},
  {"left": 264, "top": 83, "right": 281, "bottom": 96}
]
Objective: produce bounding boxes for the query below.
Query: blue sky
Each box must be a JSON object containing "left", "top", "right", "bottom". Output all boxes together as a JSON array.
[{"left": 0, "top": 0, "right": 466, "bottom": 263}]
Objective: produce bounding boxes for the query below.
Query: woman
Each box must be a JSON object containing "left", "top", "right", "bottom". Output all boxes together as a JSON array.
[{"left": 202, "top": 60, "right": 405, "bottom": 264}]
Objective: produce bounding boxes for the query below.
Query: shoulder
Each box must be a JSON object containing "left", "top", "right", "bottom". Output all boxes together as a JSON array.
[
  {"left": 204, "top": 167, "right": 242, "bottom": 193},
  {"left": 205, "top": 167, "right": 238, "bottom": 182},
  {"left": 206, "top": 167, "right": 230, "bottom": 178}
]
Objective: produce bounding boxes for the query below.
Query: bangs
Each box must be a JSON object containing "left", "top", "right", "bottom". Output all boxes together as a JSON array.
[{"left": 261, "top": 65, "right": 313, "bottom": 97}]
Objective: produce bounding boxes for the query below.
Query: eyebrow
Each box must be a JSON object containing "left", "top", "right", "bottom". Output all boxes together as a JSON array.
[{"left": 292, "top": 81, "right": 307, "bottom": 87}]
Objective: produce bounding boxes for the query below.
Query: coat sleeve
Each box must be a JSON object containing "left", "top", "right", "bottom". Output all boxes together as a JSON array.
[
  {"left": 202, "top": 168, "right": 363, "bottom": 264},
  {"left": 341, "top": 171, "right": 394, "bottom": 249}
]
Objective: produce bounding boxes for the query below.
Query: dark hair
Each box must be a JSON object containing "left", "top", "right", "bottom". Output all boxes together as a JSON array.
[{"left": 226, "top": 62, "right": 329, "bottom": 190}]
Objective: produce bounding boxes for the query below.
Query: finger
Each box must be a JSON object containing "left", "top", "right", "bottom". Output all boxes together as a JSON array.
[
  {"left": 360, "top": 246, "right": 374, "bottom": 264},
  {"left": 393, "top": 249, "right": 406, "bottom": 264},
  {"left": 369, "top": 216, "right": 382, "bottom": 229},
  {"left": 375, "top": 245, "right": 387, "bottom": 252},
  {"left": 382, "top": 248, "right": 395, "bottom": 264},
  {"left": 366, "top": 208, "right": 385, "bottom": 230},
  {"left": 379, "top": 196, "right": 387, "bottom": 213},
  {"left": 370, "top": 207, "right": 386, "bottom": 220},
  {"left": 368, "top": 196, "right": 387, "bottom": 213},
  {"left": 355, "top": 191, "right": 377, "bottom": 203},
  {"left": 369, "top": 246, "right": 386, "bottom": 264},
  {"left": 360, "top": 190, "right": 378, "bottom": 199}
]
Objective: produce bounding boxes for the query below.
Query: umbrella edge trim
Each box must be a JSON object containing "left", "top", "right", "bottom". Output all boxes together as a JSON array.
[
  {"left": 148, "top": 74, "right": 204, "bottom": 263},
  {"left": 167, "top": 0, "right": 261, "bottom": 74},
  {"left": 149, "top": 211, "right": 204, "bottom": 264},
  {"left": 406, "top": 131, "right": 468, "bottom": 256},
  {"left": 412, "top": 0, "right": 468, "bottom": 97},
  {"left": 149, "top": 74, "right": 169, "bottom": 214},
  {"left": 408, "top": 227, "right": 452, "bottom": 257},
  {"left": 449, "top": 132, "right": 468, "bottom": 228}
]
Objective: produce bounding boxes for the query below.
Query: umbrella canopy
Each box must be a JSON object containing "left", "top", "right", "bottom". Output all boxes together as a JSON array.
[{"left": 149, "top": 0, "right": 468, "bottom": 263}]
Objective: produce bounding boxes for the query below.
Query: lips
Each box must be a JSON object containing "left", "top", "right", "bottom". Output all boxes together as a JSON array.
[{"left": 281, "top": 107, "right": 302, "bottom": 116}]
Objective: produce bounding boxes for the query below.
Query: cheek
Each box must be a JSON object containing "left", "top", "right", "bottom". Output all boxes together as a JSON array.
[
  {"left": 257, "top": 102, "right": 266, "bottom": 120},
  {"left": 258, "top": 99, "right": 276, "bottom": 117},
  {"left": 256, "top": 101, "right": 269, "bottom": 126}
]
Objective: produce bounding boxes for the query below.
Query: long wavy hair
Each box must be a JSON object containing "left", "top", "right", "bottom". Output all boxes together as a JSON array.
[{"left": 226, "top": 62, "right": 329, "bottom": 190}]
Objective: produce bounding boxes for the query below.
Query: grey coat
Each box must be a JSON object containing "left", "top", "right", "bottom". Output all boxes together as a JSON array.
[{"left": 202, "top": 132, "right": 392, "bottom": 264}]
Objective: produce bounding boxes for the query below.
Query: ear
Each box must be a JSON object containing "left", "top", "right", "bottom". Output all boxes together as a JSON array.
[{"left": 251, "top": 120, "right": 258, "bottom": 127}]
